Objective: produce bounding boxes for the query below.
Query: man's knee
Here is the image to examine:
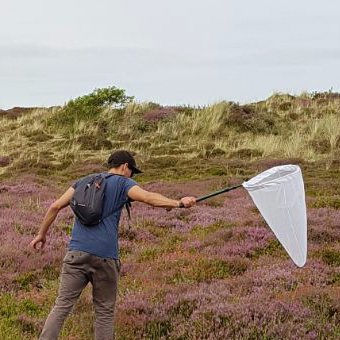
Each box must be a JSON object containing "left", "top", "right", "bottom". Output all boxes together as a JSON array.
[
  {"left": 94, "top": 302, "right": 114, "bottom": 317},
  {"left": 54, "top": 295, "right": 77, "bottom": 313}
]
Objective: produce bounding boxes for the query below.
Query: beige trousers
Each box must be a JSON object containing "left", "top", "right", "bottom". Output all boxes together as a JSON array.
[{"left": 39, "top": 250, "right": 120, "bottom": 340}]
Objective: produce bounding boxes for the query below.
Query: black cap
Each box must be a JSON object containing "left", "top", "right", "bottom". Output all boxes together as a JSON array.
[{"left": 107, "top": 150, "right": 142, "bottom": 175}]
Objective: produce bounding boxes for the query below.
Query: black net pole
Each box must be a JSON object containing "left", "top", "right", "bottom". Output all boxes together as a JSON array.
[
  {"left": 178, "top": 184, "right": 243, "bottom": 208},
  {"left": 196, "top": 184, "right": 243, "bottom": 203}
]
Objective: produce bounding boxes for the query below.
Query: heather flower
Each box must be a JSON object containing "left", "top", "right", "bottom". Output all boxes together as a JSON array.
[
  {"left": 143, "top": 107, "right": 177, "bottom": 122},
  {"left": 1, "top": 174, "right": 340, "bottom": 338},
  {"left": 0, "top": 156, "right": 10, "bottom": 167}
]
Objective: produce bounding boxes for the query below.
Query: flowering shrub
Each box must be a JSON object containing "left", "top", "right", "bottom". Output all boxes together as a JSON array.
[
  {"left": 0, "top": 179, "right": 71, "bottom": 290},
  {"left": 143, "top": 107, "right": 177, "bottom": 122},
  {"left": 1, "top": 173, "right": 339, "bottom": 339}
]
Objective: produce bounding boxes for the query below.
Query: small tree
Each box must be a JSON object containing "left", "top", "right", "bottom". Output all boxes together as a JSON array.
[{"left": 52, "top": 86, "right": 134, "bottom": 127}]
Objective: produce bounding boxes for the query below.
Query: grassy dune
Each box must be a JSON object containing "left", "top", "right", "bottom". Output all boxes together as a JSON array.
[
  {"left": 1, "top": 91, "right": 340, "bottom": 181},
  {"left": 0, "top": 90, "right": 339, "bottom": 339}
]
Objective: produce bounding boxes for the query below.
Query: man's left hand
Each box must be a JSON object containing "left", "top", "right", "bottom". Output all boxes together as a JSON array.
[{"left": 29, "top": 234, "right": 46, "bottom": 250}]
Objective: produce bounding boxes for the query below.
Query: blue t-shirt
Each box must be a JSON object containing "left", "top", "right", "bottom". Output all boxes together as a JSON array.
[{"left": 69, "top": 173, "right": 137, "bottom": 259}]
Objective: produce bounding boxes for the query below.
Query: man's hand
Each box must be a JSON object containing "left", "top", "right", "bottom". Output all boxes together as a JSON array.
[
  {"left": 179, "top": 196, "right": 196, "bottom": 208},
  {"left": 30, "top": 234, "right": 46, "bottom": 250}
]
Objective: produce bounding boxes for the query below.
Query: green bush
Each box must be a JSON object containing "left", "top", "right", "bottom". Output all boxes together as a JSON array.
[
  {"left": 51, "top": 86, "right": 134, "bottom": 127},
  {"left": 243, "top": 112, "right": 280, "bottom": 134}
]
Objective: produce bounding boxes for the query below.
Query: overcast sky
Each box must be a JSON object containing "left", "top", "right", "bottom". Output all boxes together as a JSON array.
[{"left": 1, "top": 0, "right": 339, "bottom": 108}]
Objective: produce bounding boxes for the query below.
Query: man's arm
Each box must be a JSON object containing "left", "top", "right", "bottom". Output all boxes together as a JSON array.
[
  {"left": 127, "top": 186, "right": 196, "bottom": 208},
  {"left": 30, "top": 186, "right": 75, "bottom": 250}
]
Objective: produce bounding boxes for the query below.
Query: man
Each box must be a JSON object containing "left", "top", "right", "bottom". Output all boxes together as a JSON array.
[{"left": 30, "top": 150, "right": 196, "bottom": 340}]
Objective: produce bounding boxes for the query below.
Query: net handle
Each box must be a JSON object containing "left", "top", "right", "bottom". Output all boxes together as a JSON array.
[{"left": 179, "top": 184, "right": 243, "bottom": 208}]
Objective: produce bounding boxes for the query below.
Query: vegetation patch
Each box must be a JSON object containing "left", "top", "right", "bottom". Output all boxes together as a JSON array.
[
  {"left": 13, "top": 272, "right": 39, "bottom": 290},
  {"left": 169, "top": 299, "right": 197, "bottom": 318},
  {"left": 190, "top": 222, "right": 231, "bottom": 238},
  {"left": 252, "top": 239, "right": 283, "bottom": 259},
  {"left": 328, "top": 273, "right": 340, "bottom": 285},
  {"left": 76, "top": 134, "right": 113, "bottom": 150},
  {"left": 320, "top": 249, "right": 340, "bottom": 266},
  {"left": 169, "top": 258, "right": 248, "bottom": 284},
  {"left": 1, "top": 89, "right": 340, "bottom": 338},
  {"left": 309, "top": 138, "right": 332, "bottom": 154},
  {"left": 0, "top": 294, "right": 44, "bottom": 338},
  {"left": 23, "top": 130, "right": 52, "bottom": 143},
  {"left": 143, "top": 106, "right": 177, "bottom": 122},
  {"left": 0, "top": 156, "right": 10, "bottom": 167},
  {"left": 143, "top": 319, "right": 172, "bottom": 339},
  {"left": 229, "top": 148, "right": 264, "bottom": 159},
  {"left": 137, "top": 246, "right": 165, "bottom": 262},
  {"left": 49, "top": 86, "right": 133, "bottom": 128},
  {"left": 310, "top": 195, "right": 340, "bottom": 209}
]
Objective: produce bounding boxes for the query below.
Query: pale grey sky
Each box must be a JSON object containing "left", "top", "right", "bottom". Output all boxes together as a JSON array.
[{"left": 1, "top": 0, "right": 339, "bottom": 108}]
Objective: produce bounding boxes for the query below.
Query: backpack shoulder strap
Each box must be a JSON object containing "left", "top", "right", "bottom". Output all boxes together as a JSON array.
[
  {"left": 125, "top": 199, "right": 132, "bottom": 220},
  {"left": 99, "top": 175, "right": 133, "bottom": 225}
]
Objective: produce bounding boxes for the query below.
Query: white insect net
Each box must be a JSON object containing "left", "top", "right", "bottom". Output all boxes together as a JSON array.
[{"left": 243, "top": 165, "right": 307, "bottom": 267}]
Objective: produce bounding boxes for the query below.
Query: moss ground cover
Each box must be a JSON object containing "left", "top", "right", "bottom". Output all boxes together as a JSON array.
[{"left": 0, "top": 90, "right": 339, "bottom": 339}]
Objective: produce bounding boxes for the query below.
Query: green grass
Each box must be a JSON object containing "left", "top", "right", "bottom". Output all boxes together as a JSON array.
[
  {"left": 310, "top": 195, "right": 340, "bottom": 209},
  {"left": 167, "top": 257, "right": 249, "bottom": 284},
  {"left": 1, "top": 90, "right": 340, "bottom": 181},
  {"left": 0, "top": 294, "right": 44, "bottom": 339},
  {"left": 190, "top": 222, "right": 233, "bottom": 238},
  {"left": 320, "top": 249, "right": 340, "bottom": 266}
]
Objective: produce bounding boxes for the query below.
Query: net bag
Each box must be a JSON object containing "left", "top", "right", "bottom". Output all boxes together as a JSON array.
[{"left": 243, "top": 165, "right": 307, "bottom": 267}]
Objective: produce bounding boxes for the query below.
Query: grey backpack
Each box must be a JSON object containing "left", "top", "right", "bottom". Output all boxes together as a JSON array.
[{"left": 70, "top": 173, "right": 131, "bottom": 226}]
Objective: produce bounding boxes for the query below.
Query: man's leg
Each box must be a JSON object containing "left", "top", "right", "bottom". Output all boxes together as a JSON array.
[
  {"left": 91, "top": 257, "right": 120, "bottom": 340},
  {"left": 39, "top": 251, "right": 90, "bottom": 340}
]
